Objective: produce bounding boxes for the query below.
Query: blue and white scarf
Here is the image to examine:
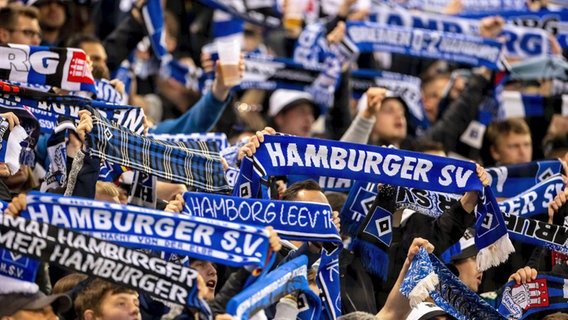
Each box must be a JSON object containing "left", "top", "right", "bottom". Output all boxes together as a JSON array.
[
  {"left": 21, "top": 192, "right": 271, "bottom": 268},
  {"left": 499, "top": 275, "right": 568, "bottom": 319},
  {"left": 128, "top": 171, "right": 157, "bottom": 209},
  {"left": 0, "top": 115, "right": 28, "bottom": 175},
  {"left": 85, "top": 107, "right": 230, "bottom": 193},
  {"left": 148, "top": 132, "right": 229, "bottom": 151},
  {"left": 400, "top": 247, "right": 506, "bottom": 319},
  {"left": 369, "top": 2, "right": 550, "bottom": 58},
  {"left": 250, "top": 135, "right": 513, "bottom": 270},
  {"left": 316, "top": 245, "right": 342, "bottom": 320},
  {"left": 499, "top": 174, "right": 565, "bottom": 217},
  {"left": 486, "top": 160, "right": 563, "bottom": 198},
  {"left": 197, "top": 0, "right": 281, "bottom": 28},
  {"left": 339, "top": 181, "right": 377, "bottom": 237},
  {"left": 39, "top": 117, "right": 74, "bottom": 192},
  {"left": 0, "top": 81, "right": 145, "bottom": 135},
  {"left": 0, "top": 100, "right": 39, "bottom": 167},
  {"left": 460, "top": 8, "right": 568, "bottom": 49},
  {"left": 182, "top": 192, "right": 341, "bottom": 243},
  {"left": 0, "top": 44, "right": 96, "bottom": 93},
  {"left": 0, "top": 212, "right": 205, "bottom": 310},
  {"left": 345, "top": 21, "right": 506, "bottom": 70},
  {"left": 226, "top": 255, "right": 321, "bottom": 320},
  {"left": 94, "top": 79, "right": 127, "bottom": 105},
  {"left": 404, "top": 0, "right": 526, "bottom": 13}
]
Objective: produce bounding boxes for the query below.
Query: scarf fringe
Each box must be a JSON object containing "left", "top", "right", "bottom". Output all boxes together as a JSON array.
[
  {"left": 408, "top": 272, "right": 439, "bottom": 308},
  {"left": 0, "top": 275, "right": 38, "bottom": 294},
  {"left": 476, "top": 234, "right": 515, "bottom": 272},
  {"left": 351, "top": 238, "right": 389, "bottom": 280}
]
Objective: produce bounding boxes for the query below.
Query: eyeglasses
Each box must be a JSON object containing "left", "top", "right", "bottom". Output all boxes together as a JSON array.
[{"left": 8, "top": 29, "right": 42, "bottom": 39}]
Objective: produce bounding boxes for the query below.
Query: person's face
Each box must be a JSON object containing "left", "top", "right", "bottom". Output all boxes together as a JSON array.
[
  {"left": 3, "top": 165, "right": 29, "bottom": 189},
  {"left": 81, "top": 42, "right": 109, "bottom": 80},
  {"left": 455, "top": 256, "right": 482, "bottom": 292},
  {"left": 37, "top": 1, "right": 66, "bottom": 31},
  {"left": 275, "top": 103, "right": 315, "bottom": 137},
  {"left": 373, "top": 98, "right": 407, "bottom": 145},
  {"left": 491, "top": 133, "right": 532, "bottom": 165},
  {"left": 190, "top": 260, "right": 217, "bottom": 302},
  {"left": 421, "top": 77, "right": 449, "bottom": 123},
  {"left": 93, "top": 292, "right": 140, "bottom": 320},
  {"left": 6, "top": 305, "right": 58, "bottom": 320},
  {"left": 2, "top": 15, "right": 41, "bottom": 46}
]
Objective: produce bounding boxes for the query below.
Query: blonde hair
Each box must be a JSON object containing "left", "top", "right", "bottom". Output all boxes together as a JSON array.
[{"left": 95, "top": 181, "right": 120, "bottom": 198}]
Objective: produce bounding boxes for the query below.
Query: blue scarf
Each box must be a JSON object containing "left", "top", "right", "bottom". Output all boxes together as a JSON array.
[
  {"left": 21, "top": 192, "right": 271, "bottom": 268},
  {"left": 504, "top": 214, "right": 568, "bottom": 256},
  {"left": 197, "top": 0, "right": 281, "bottom": 28},
  {"left": 0, "top": 100, "right": 39, "bottom": 167},
  {"left": 405, "top": 0, "right": 526, "bottom": 13},
  {"left": 369, "top": 2, "right": 550, "bottom": 58},
  {"left": 498, "top": 275, "right": 568, "bottom": 319},
  {"left": 486, "top": 160, "right": 563, "bottom": 198},
  {"left": 40, "top": 117, "right": 73, "bottom": 192},
  {"left": 339, "top": 181, "right": 377, "bottom": 237},
  {"left": 499, "top": 175, "right": 565, "bottom": 217},
  {"left": 181, "top": 192, "right": 341, "bottom": 243},
  {"left": 85, "top": 107, "right": 230, "bottom": 193},
  {"left": 0, "top": 213, "right": 206, "bottom": 310},
  {"left": 345, "top": 22, "right": 505, "bottom": 70},
  {"left": 460, "top": 8, "right": 568, "bottom": 49},
  {"left": 128, "top": 171, "right": 157, "bottom": 209},
  {"left": 316, "top": 245, "right": 341, "bottom": 320},
  {"left": 0, "top": 44, "right": 96, "bottom": 93},
  {"left": 401, "top": 247, "right": 506, "bottom": 319},
  {"left": 0, "top": 81, "right": 145, "bottom": 135},
  {"left": 148, "top": 132, "right": 229, "bottom": 151},
  {"left": 226, "top": 255, "right": 321, "bottom": 320},
  {"left": 251, "top": 135, "right": 513, "bottom": 270},
  {"left": 500, "top": 91, "right": 549, "bottom": 119},
  {"left": 94, "top": 79, "right": 127, "bottom": 105}
]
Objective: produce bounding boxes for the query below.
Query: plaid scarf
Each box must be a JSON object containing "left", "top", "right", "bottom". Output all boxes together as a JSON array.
[
  {"left": 21, "top": 192, "right": 271, "bottom": 268},
  {"left": 0, "top": 44, "right": 95, "bottom": 93},
  {"left": 85, "top": 107, "right": 230, "bottom": 193}
]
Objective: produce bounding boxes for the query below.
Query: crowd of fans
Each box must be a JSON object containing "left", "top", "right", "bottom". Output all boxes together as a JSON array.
[{"left": 1, "top": 0, "right": 568, "bottom": 319}]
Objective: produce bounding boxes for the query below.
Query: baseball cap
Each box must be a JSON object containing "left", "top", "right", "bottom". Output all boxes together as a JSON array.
[
  {"left": 450, "top": 228, "right": 478, "bottom": 263},
  {"left": 268, "top": 89, "right": 320, "bottom": 119},
  {"left": 0, "top": 291, "right": 72, "bottom": 317},
  {"left": 406, "top": 302, "right": 448, "bottom": 320},
  {"left": 356, "top": 90, "right": 409, "bottom": 114}
]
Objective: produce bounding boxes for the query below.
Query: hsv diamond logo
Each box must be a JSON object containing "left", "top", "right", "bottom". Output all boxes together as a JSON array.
[
  {"left": 1, "top": 248, "right": 28, "bottom": 268},
  {"left": 362, "top": 206, "right": 392, "bottom": 247}
]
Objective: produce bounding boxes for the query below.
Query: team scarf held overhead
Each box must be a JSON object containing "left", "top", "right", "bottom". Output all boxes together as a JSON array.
[
  {"left": 226, "top": 255, "right": 321, "bottom": 320},
  {"left": 486, "top": 160, "right": 563, "bottom": 198},
  {"left": 148, "top": 132, "right": 230, "bottom": 151},
  {"left": 0, "top": 80, "right": 146, "bottom": 135},
  {"left": 0, "top": 213, "right": 206, "bottom": 311},
  {"left": 368, "top": 2, "right": 551, "bottom": 58},
  {"left": 0, "top": 44, "right": 96, "bottom": 93},
  {"left": 197, "top": 0, "right": 281, "bottom": 28},
  {"left": 181, "top": 192, "right": 341, "bottom": 243},
  {"left": 498, "top": 275, "right": 568, "bottom": 319},
  {"left": 460, "top": 8, "right": 568, "bottom": 49},
  {"left": 345, "top": 21, "right": 506, "bottom": 70},
  {"left": 0, "top": 114, "right": 28, "bottom": 175},
  {"left": 402, "top": 0, "right": 526, "bottom": 13},
  {"left": 84, "top": 107, "right": 230, "bottom": 193},
  {"left": 20, "top": 192, "right": 272, "bottom": 268},
  {"left": 40, "top": 117, "right": 75, "bottom": 192},
  {"left": 249, "top": 135, "right": 514, "bottom": 271},
  {"left": 400, "top": 247, "right": 506, "bottom": 320}
]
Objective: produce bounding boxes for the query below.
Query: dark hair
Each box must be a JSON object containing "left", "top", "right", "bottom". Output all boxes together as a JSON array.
[
  {"left": 0, "top": 5, "right": 39, "bottom": 30},
  {"left": 74, "top": 278, "right": 137, "bottom": 319},
  {"left": 324, "top": 191, "right": 347, "bottom": 212},
  {"left": 65, "top": 32, "right": 101, "bottom": 49},
  {"left": 281, "top": 179, "right": 322, "bottom": 201},
  {"left": 411, "top": 139, "right": 446, "bottom": 154}
]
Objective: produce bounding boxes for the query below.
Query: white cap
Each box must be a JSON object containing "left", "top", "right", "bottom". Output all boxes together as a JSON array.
[
  {"left": 268, "top": 89, "right": 318, "bottom": 118},
  {"left": 406, "top": 302, "right": 447, "bottom": 320},
  {"left": 356, "top": 90, "right": 405, "bottom": 114}
]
